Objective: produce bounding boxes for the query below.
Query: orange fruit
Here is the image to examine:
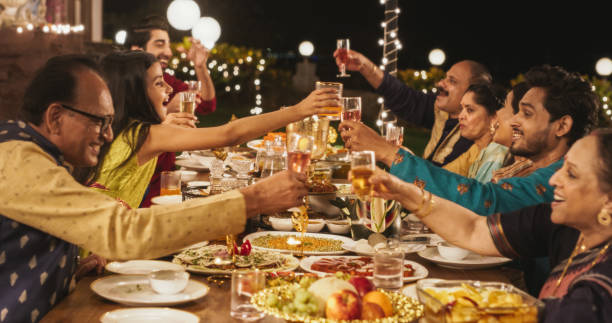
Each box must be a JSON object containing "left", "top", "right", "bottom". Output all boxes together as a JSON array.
[
  {"left": 362, "top": 302, "right": 386, "bottom": 319},
  {"left": 362, "top": 291, "right": 393, "bottom": 317}
]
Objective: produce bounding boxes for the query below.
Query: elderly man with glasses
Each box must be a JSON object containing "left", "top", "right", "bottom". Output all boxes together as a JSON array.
[{"left": 0, "top": 55, "right": 307, "bottom": 323}]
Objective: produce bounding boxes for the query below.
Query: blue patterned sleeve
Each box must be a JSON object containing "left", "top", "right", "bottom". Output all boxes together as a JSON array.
[{"left": 389, "top": 148, "right": 560, "bottom": 215}]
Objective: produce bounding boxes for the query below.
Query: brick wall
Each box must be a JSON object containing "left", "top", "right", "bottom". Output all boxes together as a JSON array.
[{"left": 0, "top": 29, "right": 87, "bottom": 120}]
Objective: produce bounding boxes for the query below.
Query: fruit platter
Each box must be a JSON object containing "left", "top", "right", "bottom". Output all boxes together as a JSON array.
[{"left": 251, "top": 275, "right": 423, "bottom": 322}]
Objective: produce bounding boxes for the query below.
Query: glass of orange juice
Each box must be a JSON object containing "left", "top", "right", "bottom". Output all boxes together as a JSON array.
[
  {"left": 315, "top": 81, "right": 343, "bottom": 120},
  {"left": 161, "top": 171, "right": 182, "bottom": 196}
]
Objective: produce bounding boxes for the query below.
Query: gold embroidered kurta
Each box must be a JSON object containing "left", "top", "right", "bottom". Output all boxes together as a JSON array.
[{"left": 0, "top": 140, "right": 247, "bottom": 261}]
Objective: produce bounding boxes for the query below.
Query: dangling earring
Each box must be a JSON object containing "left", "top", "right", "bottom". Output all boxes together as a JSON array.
[
  {"left": 598, "top": 209, "right": 611, "bottom": 226},
  {"left": 489, "top": 121, "right": 499, "bottom": 136}
]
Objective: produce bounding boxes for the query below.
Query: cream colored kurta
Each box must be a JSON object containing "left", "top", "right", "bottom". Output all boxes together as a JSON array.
[{"left": 0, "top": 140, "right": 247, "bottom": 260}]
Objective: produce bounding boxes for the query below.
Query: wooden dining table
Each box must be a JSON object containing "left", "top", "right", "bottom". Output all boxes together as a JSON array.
[
  {"left": 40, "top": 164, "right": 522, "bottom": 322},
  {"left": 40, "top": 251, "right": 521, "bottom": 323}
]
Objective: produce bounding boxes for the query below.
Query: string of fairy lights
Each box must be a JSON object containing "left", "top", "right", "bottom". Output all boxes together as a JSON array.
[
  {"left": 9, "top": 23, "right": 85, "bottom": 35},
  {"left": 164, "top": 52, "right": 267, "bottom": 115},
  {"left": 376, "top": 0, "right": 400, "bottom": 130}
]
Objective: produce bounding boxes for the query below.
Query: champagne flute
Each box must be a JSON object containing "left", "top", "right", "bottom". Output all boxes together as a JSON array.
[
  {"left": 180, "top": 91, "right": 196, "bottom": 114},
  {"left": 336, "top": 39, "right": 351, "bottom": 78},
  {"left": 341, "top": 97, "right": 362, "bottom": 122},
  {"left": 385, "top": 124, "right": 404, "bottom": 146},
  {"left": 186, "top": 80, "right": 201, "bottom": 95},
  {"left": 350, "top": 151, "right": 375, "bottom": 200},
  {"left": 287, "top": 133, "right": 314, "bottom": 256}
]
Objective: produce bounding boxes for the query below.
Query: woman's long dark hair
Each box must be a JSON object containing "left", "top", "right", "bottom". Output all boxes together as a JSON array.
[
  {"left": 464, "top": 83, "right": 506, "bottom": 115},
  {"left": 76, "top": 51, "right": 162, "bottom": 183}
]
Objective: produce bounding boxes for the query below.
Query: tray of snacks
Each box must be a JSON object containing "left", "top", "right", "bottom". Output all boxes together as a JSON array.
[
  {"left": 251, "top": 275, "right": 423, "bottom": 322},
  {"left": 416, "top": 279, "right": 543, "bottom": 323}
]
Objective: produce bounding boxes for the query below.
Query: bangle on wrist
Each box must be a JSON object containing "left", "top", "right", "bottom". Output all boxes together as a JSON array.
[
  {"left": 411, "top": 187, "right": 428, "bottom": 214},
  {"left": 412, "top": 189, "right": 435, "bottom": 219}
]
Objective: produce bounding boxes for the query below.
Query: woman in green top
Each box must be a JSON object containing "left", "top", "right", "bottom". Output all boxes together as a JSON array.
[{"left": 86, "top": 51, "right": 340, "bottom": 208}]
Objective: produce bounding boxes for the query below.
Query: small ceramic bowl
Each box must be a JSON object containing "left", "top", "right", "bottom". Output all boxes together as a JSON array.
[
  {"left": 326, "top": 220, "right": 350, "bottom": 234},
  {"left": 180, "top": 170, "right": 198, "bottom": 182},
  {"left": 306, "top": 220, "right": 325, "bottom": 233},
  {"left": 269, "top": 217, "right": 294, "bottom": 231},
  {"left": 437, "top": 242, "right": 470, "bottom": 261},
  {"left": 151, "top": 195, "right": 182, "bottom": 205},
  {"left": 148, "top": 269, "right": 190, "bottom": 294}
]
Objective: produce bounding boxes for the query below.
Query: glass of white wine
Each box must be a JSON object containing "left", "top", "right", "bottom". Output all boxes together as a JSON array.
[
  {"left": 350, "top": 151, "right": 375, "bottom": 200},
  {"left": 180, "top": 91, "right": 196, "bottom": 114}
]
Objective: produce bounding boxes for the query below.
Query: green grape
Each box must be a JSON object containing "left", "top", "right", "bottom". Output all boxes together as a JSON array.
[
  {"left": 295, "top": 289, "right": 310, "bottom": 303},
  {"left": 299, "top": 276, "right": 316, "bottom": 288},
  {"left": 295, "top": 302, "right": 308, "bottom": 313},
  {"left": 265, "top": 293, "right": 279, "bottom": 307},
  {"left": 306, "top": 303, "right": 319, "bottom": 315}
]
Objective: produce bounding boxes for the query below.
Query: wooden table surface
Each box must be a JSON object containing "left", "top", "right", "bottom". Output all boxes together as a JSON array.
[
  {"left": 40, "top": 252, "right": 520, "bottom": 323},
  {"left": 41, "top": 166, "right": 521, "bottom": 322}
]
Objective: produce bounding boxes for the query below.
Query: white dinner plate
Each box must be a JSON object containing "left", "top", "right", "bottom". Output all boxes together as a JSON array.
[
  {"left": 401, "top": 233, "right": 444, "bottom": 247},
  {"left": 180, "top": 240, "right": 209, "bottom": 252},
  {"left": 417, "top": 247, "right": 512, "bottom": 270},
  {"left": 175, "top": 159, "right": 210, "bottom": 171},
  {"left": 342, "top": 241, "right": 426, "bottom": 256},
  {"left": 151, "top": 195, "right": 183, "bottom": 205},
  {"left": 246, "top": 139, "right": 264, "bottom": 151},
  {"left": 243, "top": 231, "right": 354, "bottom": 256},
  {"left": 299, "top": 255, "right": 428, "bottom": 283},
  {"left": 100, "top": 307, "right": 200, "bottom": 323},
  {"left": 106, "top": 260, "right": 184, "bottom": 275},
  {"left": 91, "top": 275, "right": 209, "bottom": 306}
]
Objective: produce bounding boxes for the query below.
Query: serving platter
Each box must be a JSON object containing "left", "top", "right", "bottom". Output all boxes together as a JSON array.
[
  {"left": 244, "top": 231, "right": 354, "bottom": 255},
  {"left": 299, "top": 255, "right": 429, "bottom": 283}
]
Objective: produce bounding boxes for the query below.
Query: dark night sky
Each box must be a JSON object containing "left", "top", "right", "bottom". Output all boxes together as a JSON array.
[{"left": 103, "top": 0, "right": 611, "bottom": 85}]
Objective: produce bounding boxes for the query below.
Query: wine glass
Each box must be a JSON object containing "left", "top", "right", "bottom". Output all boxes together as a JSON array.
[
  {"left": 186, "top": 80, "right": 201, "bottom": 95},
  {"left": 385, "top": 124, "right": 404, "bottom": 146},
  {"left": 341, "top": 97, "right": 362, "bottom": 122},
  {"left": 287, "top": 133, "right": 313, "bottom": 174},
  {"left": 315, "top": 81, "right": 343, "bottom": 120},
  {"left": 350, "top": 151, "right": 375, "bottom": 200},
  {"left": 180, "top": 91, "right": 196, "bottom": 114},
  {"left": 336, "top": 39, "right": 351, "bottom": 78}
]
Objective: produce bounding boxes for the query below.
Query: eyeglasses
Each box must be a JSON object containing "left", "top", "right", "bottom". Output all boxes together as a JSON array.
[{"left": 60, "top": 104, "right": 113, "bottom": 132}]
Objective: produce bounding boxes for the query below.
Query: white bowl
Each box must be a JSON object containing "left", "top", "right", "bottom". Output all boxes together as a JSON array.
[
  {"left": 326, "top": 220, "right": 350, "bottom": 234},
  {"left": 269, "top": 217, "right": 294, "bottom": 231},
  {"left": 180, "top": 170, "right": 198, "bottom": 182},
  {"left": 306, "top": 220, "right": 325, "bottom": 233},
  {"left": 437, "top": 242, "right": 470, "bottom": 261},
  {"left": 151, "top": 195, "right": 183, "bottom": 205},
  {"left": 148, "top": 269, "right": 190, "bottom": 294}
]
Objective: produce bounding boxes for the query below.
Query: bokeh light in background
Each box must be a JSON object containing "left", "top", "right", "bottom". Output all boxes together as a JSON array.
[
  {"left": 166, "top": 0, "right": 201, "bottom": 31},
  {"left": 428, "top": 48, "right": 446, "bottom": 66},
  {"left": 298, "top": 41, "right": 314, "bottom": 57},
  {"left": 595, "top": 57, "right": 612, "bottom": 76},
  {"left": 191, "top": 17, "right": 221, "bottom": 49}
]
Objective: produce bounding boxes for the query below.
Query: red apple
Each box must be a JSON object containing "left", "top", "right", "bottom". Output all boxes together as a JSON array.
[
  {"left": 348, "top": 276, "right": 375, "bottom": 297},
  {"left": 325, "top": 289, "right": 362, "bottom": 320}
]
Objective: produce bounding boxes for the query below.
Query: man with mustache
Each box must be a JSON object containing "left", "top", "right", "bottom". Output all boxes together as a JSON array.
[
  {"left": 335, "top": 49, "right": 491, "bottom": 169},
  {"left": 378, "top": 65, "right": 599, "bottom": 215}
]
